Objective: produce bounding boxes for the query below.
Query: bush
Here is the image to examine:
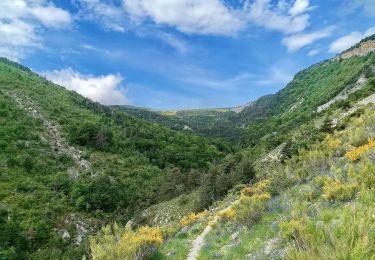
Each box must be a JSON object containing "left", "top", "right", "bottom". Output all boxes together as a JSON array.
[
  {"left": 349, "top": 160, "right": 375, "bottom": 188},
  {"left": 70, "top": 121, "right": 113, "bottom": 151},
  {"left": 90, "top": 224, "right": 163, "bottom": 260},
  {"left": 323, "top": 179, "right": 358, "bottom": 202},
  {"left": 218, "top": 208, "right": 236, "bottom": 220},
  {"left": 240, "top": 179, "right": 271, "bottom": 197},
  {"left": 280, "top": 218, "right": 309, "bottom": 250},
  {"left": 345, "top": 138, "right": 375, "bottom": 161},
  {"left": 180, "top": 210, "right": 208, "bottom": 227},
  {"left": 233, "top": 192, "right": 271, "bottom": 226}
]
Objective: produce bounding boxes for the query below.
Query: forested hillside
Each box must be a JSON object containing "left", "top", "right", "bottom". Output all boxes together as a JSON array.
[
  {"left": 1, "top": 36, "right": 374, "bottom": 260},
  {"left": 88, "top": 36, "right": 375, "bottom": 260},
  {"left": 0, "top": 58, "right": 233, "bottom": 259},
  {"left": 121, "top": 43, "right": 374, "bottom": 151}
]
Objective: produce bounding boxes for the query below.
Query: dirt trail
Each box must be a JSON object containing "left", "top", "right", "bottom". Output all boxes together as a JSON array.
[
  {"left": 6, "top": 90, "right": 89, "bottom": 175},
  {"left": 187, "top": 200, "right": 239, "bottom": 260}
]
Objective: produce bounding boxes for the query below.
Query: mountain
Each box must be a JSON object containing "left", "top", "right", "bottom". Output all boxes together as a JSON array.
[
  {"left": 0, "top": 58, "right": 233, "bottom": 259},
  {"left": 113, "top": 106, "right": 239, "bottom": 141},
  {"left": 1, "top": 35, "right": 375, "bottom": 260},
  {"left": 89, "top": 36, "right": 375, "bottom": 259},
  {"left": 115, "top": 38, "right": 375, "bottom": 151}
]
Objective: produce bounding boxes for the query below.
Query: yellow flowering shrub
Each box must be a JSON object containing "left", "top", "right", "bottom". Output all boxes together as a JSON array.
[
  {"left": 90, "top": 224, "right": 163, "bottom": 260},
  {"left": 180, "top": 210, "right": 208, "bottom": 226},
  {"left": 324, "top": 135, "right": 342, "bottom": 149},
  {"left": 218, "top": 208, "right": 236, "bottom": 220},
  {"left": 240, "top": 179, "right": 271, "bottom": 197},
  {"left": 233, "top": 192, "right": 271, "bottom": 226},
  {"left": 323, "top": 180, "right": 358, "bottom": 202},
  {"left": 345, "top": 138, "right": 375, "bottom": 161}
]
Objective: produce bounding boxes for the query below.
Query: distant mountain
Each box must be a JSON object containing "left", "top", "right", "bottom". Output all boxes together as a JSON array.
[{"left": 117, "top": 35, "right": 375, "bottom": 150}]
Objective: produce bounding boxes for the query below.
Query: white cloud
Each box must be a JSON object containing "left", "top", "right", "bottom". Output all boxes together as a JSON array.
[
  {"left": 289, "top": 0, "right": 310, "bottom": 16},
  {"left": 30, "top": 5, "right": 72, "bottom": 28},
  {"left": 0, "top": 0, "right": 72, "bottom": 60},
  {"left": 73, "top": 0, "right": 127, "bottom": 32},
  {"left": 282, "top": 27, "right": 333, "bottom": 52},
  {"left": 43, "top": 68, "right": 129, "bottom": 105},
  {"left": 244, "top": 0, "right": 311, "bottom": 34},
  {"left": 329, "top": 27, "right": 375, "bottom": 53},
  {"left": 73, "top": 0, "right": 317, "bottom": 45},
  {"left": 123, "top": 0, "right": 245, "bottom": 35}
]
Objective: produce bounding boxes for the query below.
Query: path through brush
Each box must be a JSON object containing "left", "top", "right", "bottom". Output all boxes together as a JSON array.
[{"left": 187, "top": 200, "right": 240, "bottom": 260}]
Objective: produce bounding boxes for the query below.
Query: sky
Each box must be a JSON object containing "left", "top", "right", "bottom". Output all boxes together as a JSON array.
[{"left": 1, "top": 0, "right": 374, "bottom": 110}]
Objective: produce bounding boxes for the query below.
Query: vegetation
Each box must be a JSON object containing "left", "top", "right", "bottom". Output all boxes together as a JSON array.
[
  {"left": 1, "top": 37, "right": 375, "bottom": 259},
  {"left": 90, "top": 224, "right": 163, "bottom": 260},
  {"left": 0, "top": 58, "right": 231, "bottom": 258}
]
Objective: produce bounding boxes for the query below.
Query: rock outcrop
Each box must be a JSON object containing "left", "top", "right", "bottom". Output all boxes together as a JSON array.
[{"left": 334, "top": 40, "right": 375, "bottom": 60}]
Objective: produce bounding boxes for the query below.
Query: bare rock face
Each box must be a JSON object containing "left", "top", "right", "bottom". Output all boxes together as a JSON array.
[{"left": 334, "top": 40, "right": 375, "bottom": 60}]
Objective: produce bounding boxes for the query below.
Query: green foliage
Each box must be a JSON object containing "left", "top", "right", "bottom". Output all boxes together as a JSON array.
[
  {"left": 90, "top": 224, "right": 163, "bottom": 260},
  {"left": 197, "top": 153, "right": 256, "bottom": 209},
  {"left": 0, "top": 58, "right": 230, "bottom": 258},
  {"left": 70, "top": 121, "right": 113, "bottom": 151}
]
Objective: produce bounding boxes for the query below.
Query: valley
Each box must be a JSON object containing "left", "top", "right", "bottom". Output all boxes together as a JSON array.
[{"left": 0, "top": 35, "right": 374, "bottom": 260}]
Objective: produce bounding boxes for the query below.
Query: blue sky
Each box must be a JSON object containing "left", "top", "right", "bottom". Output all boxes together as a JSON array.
[{"left": 1, "top": 0, "right": 374, "bottom": 109}]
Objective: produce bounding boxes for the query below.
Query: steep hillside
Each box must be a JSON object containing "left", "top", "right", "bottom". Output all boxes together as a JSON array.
[
  {"left": 87, "top": 36, "right": 375, "bottom": 260},
  {"left": 117, "top": 36, "right": 375, "bottom": 151},
  {"left": 91, "top": 97, "right": 375, "bottom": 260},
  {"left": 2, "top": 35, "right": 375, "bottom": 260},
  {"left": 0, "top": 58, "right": 233, "bottom": 259}
]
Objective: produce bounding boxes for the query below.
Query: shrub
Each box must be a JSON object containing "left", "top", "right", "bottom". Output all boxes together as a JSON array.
[
  {"left": 280, "top": 218, "right": 309, "bottom": 250},
  {"left": 324, "top": 135, "right": 341, "bottom": 150},
  {"left": 70, "top": 121, "right": 113, "bottom": 151},
  {"left": 282, "top": 204, "right": 375, "bottom": 260},
  {"left": 180, "top": 210, "right": 208, "bottom": 227},
  {"left": 90, "top": 224, "right": 163, "bottom": 260},
  {"left": 218, "top": 208, "right": 236, "bottom": 220},
  {"left": 349, "top": 160, "right": 375, "bottom": 188},
  {"left": 233, "top": 192, "right": 271, "bottom": 226},
  {"left": 322, "top": 180, "right": 358, "bottom": 202},
  {"left": 345, "top": 138, "right": 375, "bottom": 161},
  {"left": 240, "top": 179, "right": 271, "bottom": 197}
]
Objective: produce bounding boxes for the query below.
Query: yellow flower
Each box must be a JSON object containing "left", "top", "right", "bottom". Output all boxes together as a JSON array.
[{"left": 345, "top": 138, "right": 375, "bottom": 161}]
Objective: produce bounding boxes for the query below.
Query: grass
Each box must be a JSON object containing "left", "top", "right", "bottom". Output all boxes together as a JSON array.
[
  {"left": 150, "top": 219, "right": 209, "bottom": 260},
  {"left": 135, "top": 191, "right": 202, "bottom": 227},
  {"left": 198, "top": 206, "right": 283, "bottom": 259}
]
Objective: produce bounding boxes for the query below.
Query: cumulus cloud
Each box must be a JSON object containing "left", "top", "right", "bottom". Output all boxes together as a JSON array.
[
  {"left": 329, "top": 27, "right": 375, "bottom": 53},
  {"left": 43, "top": 68, "right": 129, "bottom": 105},
  {"left": 0, "top": 0, "right": 72, "bottom": 60},
  {"left": 282, "top": 27, "right": 333, "bottom": 52},
  {"left": 73, "top": 0, "right": 314, "bottom": 37},
  {"left": 123, "top": 0, "right": 245, "bottom": 35}
]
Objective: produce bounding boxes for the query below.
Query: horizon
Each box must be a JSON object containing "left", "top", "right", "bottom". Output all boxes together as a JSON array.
[{"left": 1, "top": 0, "right": 374, "bottom": 110}]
